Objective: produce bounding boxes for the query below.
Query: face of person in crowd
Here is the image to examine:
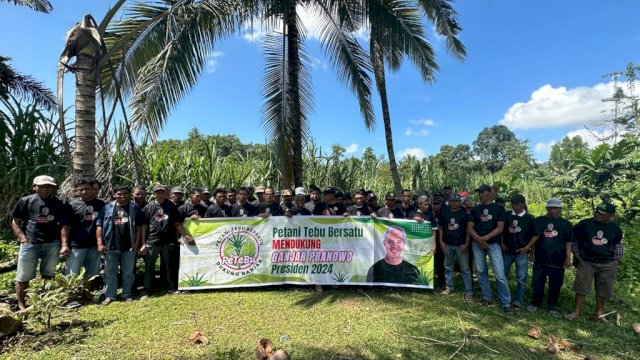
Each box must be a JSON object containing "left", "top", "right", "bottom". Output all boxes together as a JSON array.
[
  {"left": 154, "top": 189, "right": 167, "bottom": 203},
  {"left": 450, "top": 199, "right": 461, "bottom": 211},
  {"left": 324, "top": 192, "right": 335, "bottom": 203},
  {"left": 462, "top": 199, "right": 473, "bottom": 212},
  {"left": 383, "top": 228, "right": 406, "bottom": 265},
  {"left": 170, "top": 192, "right": 183, "bottom": 203},
  {"left": 256, "top": 191, "right": 265, "bottom": 201},
  {"left": 133, "top": 188, "right": 147, "bottom": 205},
  {"left": 202, "top": 192, "right": 211, "bottom": 203},
  {"left": 385, "top": 197, "right": 396, "bottom": 209},
  {"left": 431, "top": 201, "right": 442, "bottom": 213},
  {"left": 478, "top": 190, "right": 492, "bottom": 204},
  {"left": 227, "top": 191, "right": 236, "bottom": 204},
  {"left": 368, "top": 196, "right": 378, "bottom": 208},
  {"left": 443, "top": 188, "right": 452, "bottom": 197},
  {"left": 418, "top": 201, "right": 430, "bottom": 213},
  {"left": 310, "top": 190, "right": 320, "bottom": 203},
  {"left": 401, "top": 191, "right": 411, "bottom": 205},
  {"left": 115, "top": 189, "right": 130, "bottom": 206},
  {"left": 295, "top": 195, "right": 305, "bottom": 208},
  {"left": 343, "top": 197, "right": 352, "bottom": 207},
  {"left": 274, "top": 194, "right": 281, "bottom": 203},
  {"left": 214, "top": 192, "right": 225, "bottom": 206},
  {"left": 282, "top": 194, "right": 292, "bottom": 205},
  {"left": 76, "top": 183, "right": 95, "bottom": 202},
  {"left": 237, "top": 190, "right": 248, "bottom": 204},
  {"left": 189, "top": 191, "right": 202, "bottom": 205},
  {"left": 353, "top": 194, "right": 365, "bottom": 207},
  {"left": 34, "top": 184, "right": 54, "bottom": 199},
  {"left": 594, "top": 211, "right": 613, "bottom": 224},
  {"left": 263, "top": 189, "right": 274, "bottom": 204},
  {"left": 511, "top": 202, "right": 525, "bottom": 214},
  {"left": 546, "top": 206, "right": 561, "bottom": 219}
]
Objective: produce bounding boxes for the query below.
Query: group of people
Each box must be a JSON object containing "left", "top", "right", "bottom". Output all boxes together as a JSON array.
[{"left": 11, "top": 175, "right": 623, "bottom": 323}]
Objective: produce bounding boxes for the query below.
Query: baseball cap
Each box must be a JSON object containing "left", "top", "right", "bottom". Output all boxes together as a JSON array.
[
  {"left": 475, "top": 184, "right": 492, "bottom": 192},
  {"left": 596, "top": 203, "right": 616, "bottom": 214},
  {"left": 171, "top": 187, "right": 184, "bottom": 194},
  {"left": 323, "top": 187, "right": 336, "bottom": 194},
  {"left": 385, "top": 192, "right": 397, "bottom": 200},
  {"left": 450, "top": 194, "right": 462, "bottom": 201},
  {"left": 511, "top": 194, "right": 526, "bottom": 204},
  {"left": 255, "top": 186, "right": 265, "bottom": 194},
  {"left": 545, "top": 198, "right": 562, "bottom": 208},
  {"left": 202, "top": 187, "right": 211, "bottom": 194},
  {"left": 274, "top": 191, "right": 281, "bottom": 196},
  {"left": 294, "top": 187, "right": 306, "bottom": 195},
  {"left": 33, "top": 175, "right": 56, "bottom": 186},
  {"left": 282, "top": 189, "right": 292, "bottom": 196},
  {"left": 153, "top": 184, "right": 167, "bottom": 192},
  {"left": 417, "top": 195, "right": 429, "bottom": 204}
]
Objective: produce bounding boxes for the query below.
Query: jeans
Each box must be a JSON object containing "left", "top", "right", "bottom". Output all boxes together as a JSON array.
[
  {"left": 531, "top": 264, "right": 565, "bottom": 309},
  {"left": 444, "top": 244, "right": 473, "bottom": 295},
  {"left": 65, "top": 247, "right": 100, "bottom": 278},
  {"left": 103, "top": 250, "right": 136, "bottom": 300},
  {"left": 503, "top": 253, "right": 529, "bottom": 305},
  {"left": 16, "top": 242, "right": 60, "bottom": 282},
  {"left": 472, "top": 242, "right": 511, "bottom": 307},
  {"left": 144, "top": 243, "right": 179, "bottom": 291}
]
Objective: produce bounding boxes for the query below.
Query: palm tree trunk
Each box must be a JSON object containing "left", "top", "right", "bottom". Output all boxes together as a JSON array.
[
  {"left": 74, "top": 53, "right": 97, "bottom": 181},
  {"left": 371, "top": 38, "right": 402, "bottom": 194},
  {"left": 286, "top": 1, "right": 303, "bottom": 188}
]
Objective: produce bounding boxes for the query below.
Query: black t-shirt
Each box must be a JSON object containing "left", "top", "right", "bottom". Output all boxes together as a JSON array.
[
  {"left": 408, "top": 209, "right": 439, "bottom": 229},
  {"left": 280, "top": 202, "right": 295, "bottom": 213},
  {"left": 366, "top": 259, "right": 419, "bottom": 284},
  {"left": 257, "top": 202, "right": 285, "bottom": 216},
  {"left": 533, "top": 216, "right": 573, "bottom": 267},
  {"left": 111, "top": 205, "right": 133, "bottom": 251},
  {"left": 438, "top": 208, "right": 470, "bottom": 246},
  {"left": 398, "top": 204, "right": 416, "bottom": 219},
  {"left": 69, "top": 198, "right": 106, "bottom": 248},
  {"left": 376, "top": 206, "right": 404, "bottom": 219},
  {"left": 573, "top": 218, "right": 623, "bottom": 263},
  {"left": 231, "top": 202, "right": 256, "bottom": 217},
  {"left": 178, "top": 202, "right": 207, "bottom": 219},
  {"left": 303, "top": 201, "right": 317, "bottom": 213},
  {"left": 313, "top": 202, "right": 346, "bottom": 216},
  {"left": 346, "top": 205, "right": 371, "bottom": 216},
  {"left": 287, "top": 206, "right": 311, "bottom": 216},
  {"left": 144, "top": 201, "right": 182, "bottom": 245},
  {"left": 503, "top": 212, "right": 536, "bottom": 255},
  {"left": 204, "top": 203, "right": 231, "bottom": 218},
  {"left": 11, "top": 193, "right": 71, "bottom": 244},
  {"left": 470, "top": 203, "right": 506, "bottom": 243}
]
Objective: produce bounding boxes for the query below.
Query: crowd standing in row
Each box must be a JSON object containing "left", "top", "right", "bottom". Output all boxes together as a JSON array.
[{"left": 12, "top": 176, "right": 623, "bottom": 322}]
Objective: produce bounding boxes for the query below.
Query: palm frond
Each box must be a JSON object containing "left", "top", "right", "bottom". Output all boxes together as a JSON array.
[
  {"left": 0, "top": 56, "right": 56, "bottom": 111},
  {"left": 1, "top": 0, "right": 52, "bottom": 13},
  {"left": 417, "top": 0, "right": 467, "bottom": 60}
]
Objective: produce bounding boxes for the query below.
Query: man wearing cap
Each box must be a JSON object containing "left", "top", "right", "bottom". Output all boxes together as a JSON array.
[
  {"left": 294, "top": 187, "right": 306, "bottom": 197},
  {"left": 178, "top": 188, "right": 207, "bottom": 219},
  {"left": 257, "top": 187, "right": 285, "bottom": 217},
  {"left": 169, "top": 187, "right": 185, "bottom": 207},
  {"left": 374, "top": 192, "right": 404, "bottom": 219},
  {"left": 345, "top": 190, "right": 372, "bottom": 216},
  {"left": 442, "top": 186, "right": 453, "bottom": 207},
  {"left": 286, "top": 194, "right": 312, "bottom": 216},
  {"left": 231, "top": 187, "right": 257, "bottom": 217},
  {"left": 527, "top": 198, "right": 573, "bottom": 317},
  {"left": 342, "top": 194, "right": 353, "bottom": 208},
  {"left": 142, "top": 184, "right": 194, "bottom": 294},
  {"left": 252, "top": 186, "right": 265, "bottom": 207},
  {"left": 304, "top": 185, "right": 321, "bottom": 213},
  {"left": 566, "top": 203, "right": 623, "bottom": 322},
  {"left": 205, "top": 188, "right": 231, "bottom": 218},
  {"left": 367, "top": 192, "right": 380, "bottom": 213},
  {"left": 201, "top": 188, "right": 212, "bottom": 207},
  {"left": 502, "top": 194, "right": 536, "bottom": 309},
  {"left": 66, "top": 178, "right": 106, "bottom": 287},
  {"left": 280, "top": 189, "right": 294, "bottom": 213},
  {"left": 132, "top": 186, "right": 148, "bottom": 208},
  {"left": 438, "top": 194, "right": 473, "bottom": 299},
  {"left": 11, "top": 175, "right": 71, "bottom": 310},
  {"left": 467, "top": 184, "right": 512, "bottom": 313},
  {"left": 312, "top": 187, "right": 346, "bottom": 216}
]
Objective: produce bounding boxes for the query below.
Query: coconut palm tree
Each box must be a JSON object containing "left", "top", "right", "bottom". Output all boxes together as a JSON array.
[
  {"left": 367, "top": 0, "right": 465, "bottom": 193},
  {"left": 0, "top": 0, "right": 52, "bottom": 13}
]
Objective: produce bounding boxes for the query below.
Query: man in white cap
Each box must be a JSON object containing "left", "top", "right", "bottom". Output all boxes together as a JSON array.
[{"left": 11, "top": 175, "right": 71, "bottom": 310}]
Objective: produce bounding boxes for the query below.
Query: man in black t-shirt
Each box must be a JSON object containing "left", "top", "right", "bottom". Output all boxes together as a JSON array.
[
  {"left": 285, "top": 194, "right": 312, "bottom": 216},
  {"left": 345, "top": 190, "right": 372, "bottom": 216},
  {"left": 280, "top": 189, "right": 295, "bottom": 213},
  {"left": 66, "top": 178, "right": 105, "bottom": 282},
  {"left": 257, "top": 188, "right": 285, "bottom": 217},
  {"left": 374, "top": 192, "right": 404, "bottom": 219},
  {"left": 501, "top": 194, "right": 536, "bottom": 309},
  {"left": 12, "top": 175, "right": 71, "bottom": 310},
  {"left": 132, "top": 186, "right": 148, "bottom": 208},
  {"left": 367, "top": 226, "right": 419, "bottom": 284},
  {"left": 142, "top": 184, "right": 194, "bottom": 294},
  {"left": 304, "top": 185, "right": 321, "bottom": 213},
  {"left": 231, "top": 187, "right": 257, "bottom": 217},
  {"left": 312, "top": 187, "right": 346, "bottom": 216},
  {"left": 399, "top": 189, "right": 416, "bottom": 219},
  {"left": 566, "top": 203, "right": 623, "bottom": 322},
  {"left": 439, "top": 194, "right": 473, "bottom": 298},
  {"left": 201, "top": 188, "right": 212, "bottom": 207},
  {"left": 178, "top": 188, "right": 207, "bottom": 219},
  {"left": 169, "top": 187, "right": 185, "bottom": 207},
  {"left": 226, "top": 188, "right": 236, "bottom": 207},
  {"left": 205, "top": 188, "right": 232, "bottom": 218},
  {"left": 468, "top": 184, "right": 512, "bottom": 313},
  {"left": 526, "top": 198, "right": 573, "bottom": 316}
]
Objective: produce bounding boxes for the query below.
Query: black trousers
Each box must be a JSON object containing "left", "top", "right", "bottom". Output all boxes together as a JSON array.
[
  {"left": 144, "top": 243, "right": 180, "bottom": 291},
  {"left": 531, "top": 264, "right": 565, "bottom": 309},
  {"left": 435, "top": 244, "right": 446, "bottom": 289}
]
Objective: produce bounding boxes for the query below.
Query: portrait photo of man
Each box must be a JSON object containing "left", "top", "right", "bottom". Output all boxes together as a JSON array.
[{"left": 366, "top": 226, "right": 419, "bottom": 285}]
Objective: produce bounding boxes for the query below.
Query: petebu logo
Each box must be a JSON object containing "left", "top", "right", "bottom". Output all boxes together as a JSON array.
[{"left": 216, "top": 225, "right": 263, "bottom": 276}]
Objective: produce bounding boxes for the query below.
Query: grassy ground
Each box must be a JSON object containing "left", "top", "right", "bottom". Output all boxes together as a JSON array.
[{"left": 1, "top": 276, "right": 639, "bottom": 360}]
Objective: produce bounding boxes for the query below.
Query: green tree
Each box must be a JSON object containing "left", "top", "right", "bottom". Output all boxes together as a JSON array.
[
  {"left": 548, "top": 135, "right": 589, "bottom": 172},
  {"left": 0, "top": 0, "right": 52, "bottom": 13},
  {"left": 472, "top": 125, "right": 531, "bottom": 173}
]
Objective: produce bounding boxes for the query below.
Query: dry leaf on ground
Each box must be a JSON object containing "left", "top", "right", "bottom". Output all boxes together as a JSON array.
[
  {"left": 633, "top": 323, "right": 640, "bottom": 334},
  {"left": 527, "top": 326, "right": 542, "bottom": 339},
  {"left": 189, "top": 331, "right": 209, "bottom": 345}
]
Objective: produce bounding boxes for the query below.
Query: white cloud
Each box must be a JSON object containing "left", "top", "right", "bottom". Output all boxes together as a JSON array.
[
  {"left": 242, "top": 24, "right": 267, "bottom": 42},
  {"left": 310, "top": 57, "right": 328, "bottom": 70},
  {"left": 206, "top": 51, "right": 224, "bottom": 73},
  {"left": 565, "top": 128, "right": 625, "bottom": 148},
  {"left": 404, "top": 128, "right": 430, "bottom": 136},
  {"left": 399, "top": 147, "right": 426, "bottom": 159},
  {"left": 500, "top": 82, "right": 619, "bottom": 129},
  {"left": 534, "top": 140, "right": 557, "bottom": 154},
  {"left": 409, "top": 118, "right": 435, "bottom": 126},
  {"left": 344, "top": 143, "right": 358, "bottom": 153}
]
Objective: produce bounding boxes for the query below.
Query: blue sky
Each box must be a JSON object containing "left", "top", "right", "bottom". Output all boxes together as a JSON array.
[{"left": 1, "top": 0, "right": 639, "bottom": 161}]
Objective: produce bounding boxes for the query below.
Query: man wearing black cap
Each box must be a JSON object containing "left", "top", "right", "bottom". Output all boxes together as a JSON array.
[
  {"left": 205, "top": 188, "right": 231, "bottom": 218},
  {"left": 502, "top": 194, "right": 536, "bottom": 309},
  {"left": 231, "top": 187, "right": 256, "bottom": 217},
  {"left": 566, "top": 203, "right": 623, "bottom": 322},
  {"left": 169, "top": 187, "right": 185, "bottom": 207},
  {"left": 312, "top": 187, "right": 346, "bottom": 216},
  {"left": 374, "top": 192, "right": 404, "bottom": 219},
  {"left": 178, "top": 188, "right": 207, "bottom": 219},
  {"left": 468, "top": 184, "right": 512, "bottom": 313},
  {"left": 367, "top": 191, "right": 380, "bottom": 213},
  {"left": 201, "top": 188, "right": 212, "bottom": 207},
  {"left": 304, "top": 185, "right": 321, "bottom": 213},
  {"left": 442, "top": 186, "right": 453, "bottom": 207},
  {"left": 439, "top": 194, "right": 473, "bottom": 299}
]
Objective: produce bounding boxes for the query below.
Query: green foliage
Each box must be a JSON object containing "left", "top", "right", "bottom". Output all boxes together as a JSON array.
[
  {"left": 25, "top": 270, "right": 86, "bottom": 329},
  {"left": 618, "top": 225, "right": 640, "bottom": 305},
  {"left": 472, "top": 125, "right": 533, "bottom": 174},
  {"left": 181, "top": 272, "right": 207, "bottom": 287}
]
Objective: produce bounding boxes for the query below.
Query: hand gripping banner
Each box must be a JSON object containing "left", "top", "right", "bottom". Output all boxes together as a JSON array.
[{"left": 179, "top": 216, "right": 434, "bottom": 290}]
